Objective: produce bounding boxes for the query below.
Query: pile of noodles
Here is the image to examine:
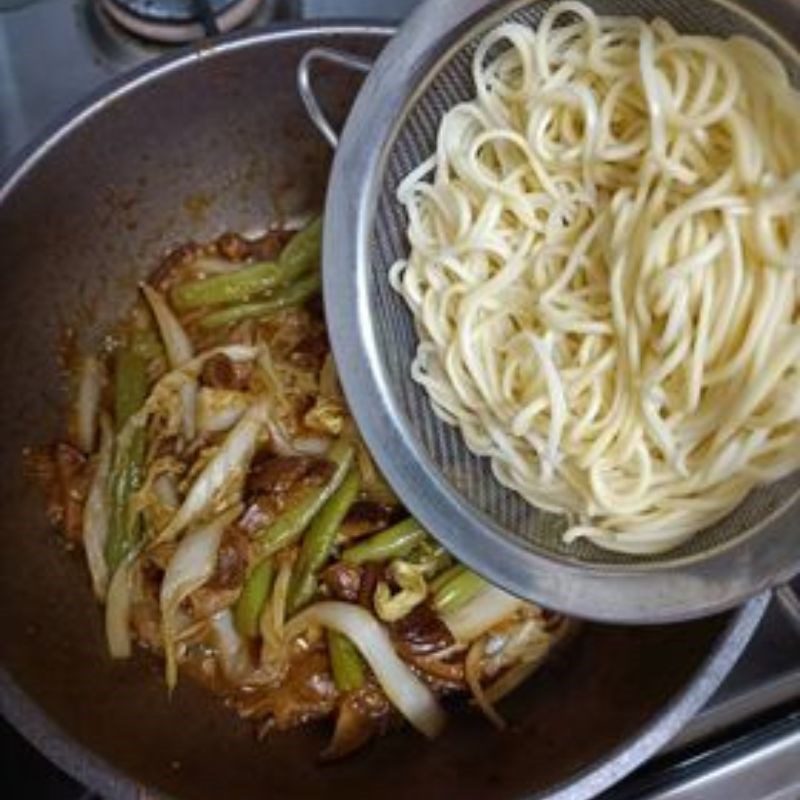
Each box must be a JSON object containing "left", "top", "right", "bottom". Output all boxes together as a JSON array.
[{"left": 391, "top": 1, "right": 800, "bottom": 554}]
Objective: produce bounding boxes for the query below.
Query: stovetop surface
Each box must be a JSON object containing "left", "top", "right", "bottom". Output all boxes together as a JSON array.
[{"left": 1, "top": 1, "right": 799, "bottom": 798}]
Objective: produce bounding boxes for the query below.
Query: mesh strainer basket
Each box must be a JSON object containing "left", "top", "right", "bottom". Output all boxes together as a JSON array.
[{"left": 311, "top": 0, "right": 800, "bottom": 622}]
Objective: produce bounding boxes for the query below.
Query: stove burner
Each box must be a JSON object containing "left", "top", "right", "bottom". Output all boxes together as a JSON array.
[
  {"left": 100, "top": 0, "right": 263, "bottom": 43},
  {"left": 108, "top": 0, "right": 244, "bottom": 23}
]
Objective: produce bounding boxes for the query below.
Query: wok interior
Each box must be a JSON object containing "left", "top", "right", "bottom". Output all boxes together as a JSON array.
[{"left": 0, "top": 29, "right": 731, "bottom": 800}]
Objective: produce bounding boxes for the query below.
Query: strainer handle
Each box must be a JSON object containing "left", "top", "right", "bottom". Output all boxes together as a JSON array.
[{"left": 297, "top": 47, "right": 373, "bottom": 149}]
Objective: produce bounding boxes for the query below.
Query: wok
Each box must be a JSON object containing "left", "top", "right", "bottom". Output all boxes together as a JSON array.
[{"left": 0, "top": 23, "right": 768, "bottom": 800}]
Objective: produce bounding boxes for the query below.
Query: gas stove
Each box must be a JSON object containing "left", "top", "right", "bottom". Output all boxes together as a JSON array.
[{"left": 1, "top": 1, "right": 799, "bottom": 798}]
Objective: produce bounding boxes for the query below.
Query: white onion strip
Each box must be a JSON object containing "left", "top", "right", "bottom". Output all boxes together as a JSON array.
[
  {"left": 160, "top": 508, "right": 239, "bottom": 688},
  {"left": 82, "top": 414, "right": 114, "bottom": 599},
  {"left": 74, "top": 355, "right": 103, "bottom": 454},
  {"left": 142, "top": 284, "right": 196, "bottom": 441},
  {"left": 105, "top": 551, "right": 139, "bottom": 659}
]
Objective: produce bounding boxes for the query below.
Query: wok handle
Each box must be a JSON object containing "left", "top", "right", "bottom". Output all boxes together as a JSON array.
[{"left": 297, "top": 48, "right": 373, "bottom": 149}]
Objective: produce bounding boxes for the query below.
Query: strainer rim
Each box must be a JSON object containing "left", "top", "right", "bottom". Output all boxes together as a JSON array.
[{"left": 324, "top": 0, "right": 800, "bottom": 623}]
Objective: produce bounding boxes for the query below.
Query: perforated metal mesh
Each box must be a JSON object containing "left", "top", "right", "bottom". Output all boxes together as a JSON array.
[{"left": 368, "top": 0, "right": 800, "bottom": 566}]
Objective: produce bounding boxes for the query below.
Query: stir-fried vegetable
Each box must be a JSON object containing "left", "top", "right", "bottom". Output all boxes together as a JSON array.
[
  {"left": 105, "top": 424, "right": 145, "bottom": 572},
  {"left": 234, "top": 558, "right": 274, "bottom": 639},
  {"left": 432, "top": 566, "right": 487, "bottom": 615},
  {"left": 277, "top": 215, "right": 323, "bottom": 275},
  {"left": 142, "top": 284, "right": 195, "bottom": 440},
  {"left": 105, "top": 552, "right": 138, "bottom": 659},
  {"left": 74, "top": 356, "right": 103, "bottom": 454},
  {"left": 39, "top": 223, "right": 572, "bottom": 762},
  {"left": 141, "top": 284, "right": 193, "bottom": 367},
  {"left": 160, "top": 509, "right": 239, "bottom": 688},
  {"left": 327, "top": 630, "right": 366, "bottom": 692},
  {"left": 441, "top": 585, "right": 525, "bottom": 643},
  {"left": 288, "top": 468, "right": 360, "bottom": 613},
  {"left": 170, "top": 216, "right": 322, "bottom": 311},
  {"left": 256, "top": 439, "right": 354, "bottom": 556},
  {"left": 171, "top": 261, "right": 285, "bottom": 311},
  {"left": 374, "top": 560, "right": 428, "bottom": 622},
  {"left": 210, "top": 609, "right": 252, "bottom": 684},
  {"left": 113, "top": 346, "right": 147, "bottom": 430},
  {"left": 199, "top": 273, "right": 321, "bottom": 330},
  {"left": 154, "top": 400, "right": 268, "bottom": 544},
  {"left": 236, "top": 441, "right": 354, "bottom": 634},
  {"left": 284, "top": 602, "right": 446, "bottom": 738},
  {"left": 105, "top": 346, "right": 148, "bottom": 572},
  {"left": 342, "top": 518, "right": 425, "bottom": 564},
  {"left": 196, "top": 387, "right": 250, "bottom": 434},
  {"left": 82, "top": 414, "right": 114, "bottom": 599}
]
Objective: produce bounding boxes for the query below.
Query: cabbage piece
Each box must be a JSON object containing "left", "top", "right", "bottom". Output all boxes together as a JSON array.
[{"left": 374, "top": 561, "right": 428, "bottom": 623}]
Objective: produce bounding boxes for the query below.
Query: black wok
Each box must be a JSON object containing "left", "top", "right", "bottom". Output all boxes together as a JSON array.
[{"left": 0, "top": 23, "right": 766, "bottom": 800}]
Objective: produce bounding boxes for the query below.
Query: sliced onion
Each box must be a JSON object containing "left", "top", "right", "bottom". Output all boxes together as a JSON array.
[
  {"left": 155, "top": 399, "right": 268, "bottom": 544},
  {"left": 142, "top": 284, "right": 195, "bottom": 440},
  {"left": 483, "top": 645, "right": 551, "bottom": 706},
  {"left": 209, "top": 609, "right": 252, "bottom": 685},
  {"left": 291, "top": 435, "right": 332, "bottom": 456},
  {"left": 465, "top": 637, "right": 506, "bottom": 730},
  {"left": 284, "top": 601, "right": 446, "bottom": 738},
  {"left": 141, "top": 284, "right": 193, "bottom": 367},
  {"left": 82, "top": 414, "right": 113, "bottom": 599},
  {"left": 75, "top": 355, "right": 103, "bottom": 453},
  {"left": 160, "top": 508, "right": 239, "bottom": 688},
  {"left": 196, "top": 387, "right": 250, "bottom": 434},
  {"left": 105, "top": 553, "right": 138, "bottom": 659},
  {"left": 441, "top": 585, "right": 524, "bottom": 643}
]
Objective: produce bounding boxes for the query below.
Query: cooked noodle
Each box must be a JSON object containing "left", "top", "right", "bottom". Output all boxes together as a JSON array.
[{"left": 391, "top": 2, "right": 800, "bottom": 554}]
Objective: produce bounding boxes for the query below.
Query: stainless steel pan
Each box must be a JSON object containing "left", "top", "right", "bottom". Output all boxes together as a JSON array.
[{"left": 0, "top": 23, "right": 767, "bottom": 800}]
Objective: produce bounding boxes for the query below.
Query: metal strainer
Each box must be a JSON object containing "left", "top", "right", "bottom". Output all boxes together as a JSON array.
[{"left": 306, "top": 0, "right": 800, "bottom": 622}]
